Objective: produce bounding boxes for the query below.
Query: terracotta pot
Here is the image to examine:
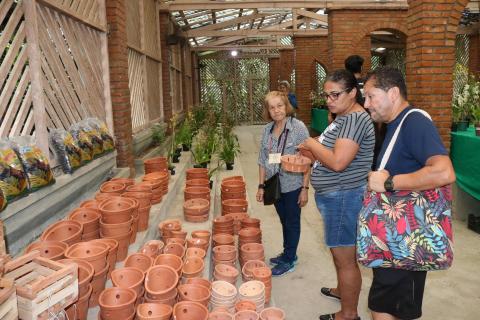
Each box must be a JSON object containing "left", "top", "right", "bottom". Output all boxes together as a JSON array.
[
  {"left": 241, "top": 218, "right": 261, "bottom": 229},
  {"left": 222, "top": 199, "right": 248, "bottom": 214},
  {"left": 140, "top": 240, "right": 165, "bottom": 258},
  {"left": 184, "top": 199, "right": 210, "bottom": 217},
  {"left": 234, "top": 310, "right": 259, "bottom": 320},
  {"left": 136, "top": 303, "right": 172, "bottom": 320},
  {"left": 185, "top": 247, "right": 206, "bottom": 260},
  {"left": 163, "top": 242, "right": 185, "bottom": 258},
  {"left": 186, "top": 168, "right": 209, "bottom": 180},
  {"left": 91, "top": 238, "right": 118, "bottom": 277},
  {"left": 144, "top": 157, "right": 168, "bottom": 174},
  {"left": 122, "top": 191, "right": 152, "bottom": 208},
  {"left": 221, "top": 191, "right": 246, "bottom": 201},
  {"left": 65, "top": 241, "right": 109, "bottom": 274},
  {"left": 186, "top": 238, "right": 208, "bottom": 251},
  {"left": 170, "top": 230, "right": 188, "bottom": 240},
  {"left": 182, "top": 257, "right": 204, "bottom": 279},
  {"left": 173, "top": 301, "right": 209, "bottom": 320},
  {"left": 126, "top": 184, "right": 152, "bottom": 193},
  {"left": 158, "top": 219, "right": 182, "bottom": 238},
  {"left": 89, "top": 261, "right": 110, "bottom": 307},
  {"left": 59, "top": 258, "right": 94, "bottom": 298},
  {"left": 166, "top": 237, "right": 187, "bottom": 247},
  {"left": 144, "top": 288, "right": 178, "bottom": 307},
  {"left": 280, "top": 154, "right": 311, "bottom": 173},
  {"left": 137, "top": 206, "right": 150, "bottom": 231},
  {"left": 145, "top": 265, "right": 179, "bottom": 298},
  {"left": 209, "top": 311, "right": 234, "bottom": 320},
  {"left": 185, "top": 277, "right": 211, "bottom": 291},
  {"left": 185, "top": 178, "right": 210, "bottom": 189},
  {"left": 124, "top": 253, "right": 153, "bottom": 274},
  {"left": 80, "top": 199, "right": 101, "bottom": 211},
  {"left": 242, "top": 260, "right": 267, "bottom": 281},
  {"left": 110, "top": 178, "right": 135, "bottom": 187},
  {"left": 97, "top": 309, "right": 135, "bottom": 320},
  {"left": 143, "top": 171, "right": 169, "bottom": 183},
  {"left": 252, "top": 267, "right": 272, "bottom": 282},
  {"left": 221, "top": 180, "right": 246, "bottom": 193},
  {"left": 235, "top": 300, "right": 257, "bottom": 313},
  {"left": 69, "top": 207, "right": 101, "bottom": 234},
  {"left": 101, "top": 228, "right": 132, "bottom": 262},
  {"left": 82, "top": 229, "right": 100, "bottom": 241},
  {"left": 100, "top": 181, "right": 127, "bottom": 194},
  {"left": 65, "top": 283, "right": 92, "bottom": 320},
  {"left": 212, "top": 234, "right": 235, "bottom": 247},
  {"left": 177, "top": 283, "right": 211, "bottom": 307},
  {"left": 259, "top": 307, "right": 285, "bottom": 320},
  {"left": 99, "top": 287, "right": 137, "bottom": 319},
  {"left": 96, "top": 192, "right": 121, "bottom": 202},
  {"left": 222, "top": 176, "right": 243, "bottom": 182},
  {"left": 25, "top": 240, "right": 68, "bottom": 261},
  {"left": 215, "top": 264, "right": 239, "bottom": 280},
  {"left": 154, "top": 254, "right": 183, "bottom": 276},
  {"left": 191, "top": 230, "right": 211, "bottom": 243},
  {"left": 111, "top": 267, "right": 145, "bottom": 296},
  {"left": 41, "top": 220, "right": 83, "bottom": 246},
  {"left": 100, "top": 217, "right": 133, "bottom": 237},
  {"left": 98, "top": 198, "right": 135, "bottom": 223},
  {"left": 184, "top": 186, "right": 210, "bottom": 201}
]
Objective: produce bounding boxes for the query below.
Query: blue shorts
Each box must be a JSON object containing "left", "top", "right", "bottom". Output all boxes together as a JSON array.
[{"left": 315, "top": 185, "right": 366, "bottom": 248}]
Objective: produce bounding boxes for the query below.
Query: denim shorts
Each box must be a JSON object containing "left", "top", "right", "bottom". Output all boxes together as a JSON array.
[{"left": 314, "top": 185, "right": 366, "bottom": 248}]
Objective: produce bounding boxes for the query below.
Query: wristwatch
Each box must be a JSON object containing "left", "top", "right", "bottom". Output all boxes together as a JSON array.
[
  {"left": 258, "top": 184, "right": 265, "bottom": 189},
  {"left": 384, "top": 176, "right": 395, "bottom": 192}
]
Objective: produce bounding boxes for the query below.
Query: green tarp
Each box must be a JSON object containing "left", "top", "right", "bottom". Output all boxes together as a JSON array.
[{"left": 311, "top": 108, "right": 329, "bottom": 134}]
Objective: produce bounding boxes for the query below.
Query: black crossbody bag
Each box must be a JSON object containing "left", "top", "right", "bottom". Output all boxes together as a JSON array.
[{"left": 263, "top": 127, "right": 289, "bottom": 205}]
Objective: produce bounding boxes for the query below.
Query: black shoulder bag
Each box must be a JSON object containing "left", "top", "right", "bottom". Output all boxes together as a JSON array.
[{"left": 263, "top": 127, "right": 289, "bottom": 205}]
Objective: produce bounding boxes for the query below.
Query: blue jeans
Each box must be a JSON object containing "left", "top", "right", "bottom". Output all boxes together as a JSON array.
[
  {"left": 274, "top": 187, "right": 302, "bottom": 262},
  {"left": 315, "top": 185, "right": 366, "bottom": 248}
]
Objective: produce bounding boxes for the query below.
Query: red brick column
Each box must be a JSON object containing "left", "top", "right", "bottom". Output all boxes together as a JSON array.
[
  {"left": 279, "top": 49, "right": 295, "bottom": 85},
  {"left": 269, "top": 57, "right": 280, "bottom": 91},
  {"left": 293, "top": 36, "right": 329, "bottom": 124},
  {"left": 405, "top": 0, "right": 469, "bottom": 148},
  {"left": 106, "top": 0, "right": 134, "bottom": 171},
  {"left": 469, "top": 32, "right": 480, "bottom": 77},
  {"left": 160, "top": 11, "right": 172, "bottom": 125}
]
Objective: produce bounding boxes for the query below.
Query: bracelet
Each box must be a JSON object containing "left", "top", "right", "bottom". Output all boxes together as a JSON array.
[
  {"left": 258, "top": 184, "right": 265, "bottom": 189},
  {"left": 302, "top": 186, "right": 309, "bottom": 189}
]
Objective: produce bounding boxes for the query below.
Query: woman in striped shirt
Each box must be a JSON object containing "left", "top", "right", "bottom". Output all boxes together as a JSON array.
[{"left": 298, "top": 70, "right": 375, "bottom": 320}]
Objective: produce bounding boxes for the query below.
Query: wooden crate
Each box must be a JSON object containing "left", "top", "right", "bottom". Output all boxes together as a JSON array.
[
  {"left": 3, "top": 251, "right": 78, "bottom": 320},
  {"left": 0, "top": 279, "right": 18, "bottom": 320}
]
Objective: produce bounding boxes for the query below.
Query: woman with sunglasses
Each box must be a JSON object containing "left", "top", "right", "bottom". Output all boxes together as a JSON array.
[{"left": 298, "top": 70, "right": 375, "bottom": 320}]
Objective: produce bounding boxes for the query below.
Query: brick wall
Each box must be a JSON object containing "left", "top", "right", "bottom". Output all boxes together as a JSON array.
[
  {"left": 469, "top": 32, "right": 480, "bottom": 77},
  {"left": 279, "top": 49, "right": 295, "bottom": 85},
  {"left": 106, "top": 0, "right": 134, "bottom": 171},
  {"left": 293, "top": 36, "right": 329, "bottom": 124},
  {"left": 269, "top": 57, "right": 280, "bottom": 91}
]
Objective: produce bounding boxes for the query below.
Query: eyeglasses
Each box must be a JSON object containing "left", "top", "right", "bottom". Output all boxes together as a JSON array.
[{"left": 320, "top": 89, "right": 349, "bottom": 101}]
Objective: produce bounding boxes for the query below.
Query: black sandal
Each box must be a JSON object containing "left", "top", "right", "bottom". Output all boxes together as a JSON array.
[
  {"left": 320, "top": 287, "right": 341, "bottom": 301},
  {"left": 319, "top": 313, "right": 361, "bottom": 320}
]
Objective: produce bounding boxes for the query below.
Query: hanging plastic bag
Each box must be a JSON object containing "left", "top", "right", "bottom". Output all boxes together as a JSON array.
[
  {"left": 9, "top": 136, "right": 55, "bottom": 191},
  {"left": 0, "top": 139, "right": 29, "bottom": 201},
  {"left": 70, "top": 123, "right": 94, "bottom": 163},
  {"left": 87, "top": 118, "right": 115, "bottom": 153},
  {"left": 50, "top": 128, "right": 82, "bottom": 174},
  {"left": 79, "top": 120, "right": 104, "bottom": 158}
]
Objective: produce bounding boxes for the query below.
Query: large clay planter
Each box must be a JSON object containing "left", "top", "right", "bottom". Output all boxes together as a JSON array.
[
  {"left": 91, "top": 238, "right": 118, "bottom": 277},
  {"left": 182, "top": 257, "right": 204, "bottom": 279},
  {"left": 99, "top": 287, "right": 137, "bottom": 319},
  {"left": 111, "top": 267, "right": 145, "bottom": 296},
  {"left": 173, "top": 301, "right": 209, "bottom": 320},
  {"left": 65, "top": 283, "right": 92, "bottom": 320},
  {"left": 234, "top": 310, "right": 259, "bottom": 320},
  {"left": 186, "top": 168, "right": 208, "bottom": 180},
  {"left": 101, "top": 228, "right": 132, "bottom": 262},
  {"left": 100, "top": 217, "right": 133, "bottom": 237},
  {"left": 177, "top": 283, "right": 211, "bottom": 307},
  {"left": 68, "top": 207, "right": 101, "bottom": 234},
  {"left": 59, "top": 258, "right": 94, "bottom": 298},
  {"left": 25, "top": 240, "right": 68, "bottom": 261},
  {"left": 280, "top": 154, "right": 311, "bottom": 173},
  {"left": 184, "top": 187, "right": 210, "bottom": 201},
  {"left": 136, "top": 303, "right": 172, "bottom": 320},
  {"left": 259, "top": 307, "right": 285, "bottom": 320},
  {"left": 89, "top": 261, "right": 110, "bottom": 307},
  {"left": 125, "top": 253, "right": 153, "bottom": 274},
  {"left": 41, "top": 220, "right": 83, "bottom": 246},
  {"left": 145, "top": 265, "right": 179, "bottom": 299},
  {"left": 154, "top": 254, "right": 183, "bottom": 277},
  {"left": 65, "top": 241, "right": 109, "bottom": 274},
  {"left": 99, "top": 198, "right": 135, "bottom": 224},
  {"left": 185, "top": 277, "right": 211, "bottom": 291},
  {"left": 100, "top": 181, "right": 127, "bottom": 194}
]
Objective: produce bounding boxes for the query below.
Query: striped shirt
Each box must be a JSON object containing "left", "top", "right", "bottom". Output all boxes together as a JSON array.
[
  {"left": 311, "top": 111, "right": 375, "bottom": 193},
  {"left": 258, "top": 117, "right": 309, "bottom": 193}
]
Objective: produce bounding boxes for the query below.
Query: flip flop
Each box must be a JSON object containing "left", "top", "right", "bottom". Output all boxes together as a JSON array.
[
  {"left": 320, "top": 287, "right": 341, "bottom": 301},
  {"left": 319, "top": 313, "right": 361, "bottom": 320}
]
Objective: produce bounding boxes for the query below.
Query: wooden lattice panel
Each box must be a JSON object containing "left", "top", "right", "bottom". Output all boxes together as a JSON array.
[
  {"left": 128, "top": 49, "right": 148, "bottom": 133},
  {"left": 126, "top": 0, "right": 141, "bottom": 49},
  {"left": 146, "top": 57, "right": 162, "bottom": 122},
  {"left": 39, "top": 0, "right": 106, "bottom": 30},
  {"left": 37, "top": 3, "right": 106, "bottom": 129},
  {"left": 143, "top": 0, "right": 159, "bottom": 57},
  {"left": 453, "top": 34, "right": 470, "bottom": 98},
  {"left": 0, "top": 0, "right": 35, "bottom": 138}
]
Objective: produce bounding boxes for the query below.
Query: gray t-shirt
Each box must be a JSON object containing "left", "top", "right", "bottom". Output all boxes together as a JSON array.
[{"left": 311, "top": 111, "right": 374, "bottom": 193}]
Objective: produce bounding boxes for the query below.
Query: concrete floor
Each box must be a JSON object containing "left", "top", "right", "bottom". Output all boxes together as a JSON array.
[{"left": 234, "top": 125, "right": 480, "bottom": 320}]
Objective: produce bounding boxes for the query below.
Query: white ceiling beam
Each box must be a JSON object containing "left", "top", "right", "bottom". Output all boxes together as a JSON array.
[
  {"left": 203, "top": 36, "right": 246, "bottom": 46},
  {"left": 191, "top": 44, "right": 294, "bottom": 51},
  {"left": 187, "top": 28, "right": 327, "bottom": 37},
  {"left": 296, "top": 9, "right": 327, "bottom": 24},
  {"left": 192, "top": 13, "right": 269, "bottom": 32}
]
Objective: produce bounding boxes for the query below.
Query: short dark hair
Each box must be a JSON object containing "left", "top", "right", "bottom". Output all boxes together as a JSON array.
[
  {"left": 365, "top": 67, "right": 408, "bottom": 100},
  {"left": 344, "top": 55, "right": 364, "bottom": 74},
  {"left": 325, "top": 69, "right": 363, "bottom": 105}
]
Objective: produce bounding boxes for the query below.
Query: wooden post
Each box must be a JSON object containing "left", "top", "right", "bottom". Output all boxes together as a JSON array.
[
  {"left": 22, "top": 0, "right": 49, "bottom": 158},
  {"left": 99, "top": 0, "right": 113, "bottom": 133}
]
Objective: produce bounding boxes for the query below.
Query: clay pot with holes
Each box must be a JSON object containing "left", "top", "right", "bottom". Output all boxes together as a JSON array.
[
  {"left": 59, "top": 258, "right": 94, "bottom": 298},
  {"left": 214, "top": 263, "right": 239, "bottom": 285},
  {"left": 99, "top": 287, "right": 137, "bottom": 319},
  {"left": 91, "top": 238, "right": 118, "bottom": 277},
  {"left": 144, "top": 287, "right": 178, "bottom": 307},
  {"left": 111, "top": 267, "right": 145, "bottom": 296},
  {"left": 240, "top": 243, "right": 265, "bottom": 262},
  {"left": 185, "top": 178, "right": 210, "bottom": 189},
  {"left": 185, "top": 277, "right": 211, "bottom": 291},
  {"left": 166, "top": 237, "right": 186, "bottom": 247},
  {"left": 184, "top": 186, "right": 211, "bottom": 202},
  {"left": 138, "top": 181, "right": 163, "bottom": 204},
  {"left": 25, "top": 240, "right": 68, "bottom": 261},
  {"left": 186, "top": 168, "right": 209, "bottom": 180},
  {"left": 241, "top": 260, "right": 268, "bottom": 282},
  {"left": 213, "top": 245, "right": 237, "bottom": 261},
  {"left": 154, "top": 254, "right": 183, "bottom": 277},
  {"left": 184, "top": 198, "right": 210, "bottom": 223},
  {"left": 136, "top": 303, "right": 172, "bottom": 320},
  {"left": 234, "top": 310, "right": 260, "bottom": 320},
  {"left": 41, "top": 220, "right": 83, "bottom": 246},
  {"left": 259, "top": 307, "right": 285, "bottom": 320},
  {"left": 163, "top": 242, "right": 185, "bottom": 259},
  {"left": 144, "top": 157, "right": 168, "bottom": 174},
  {"left": 280, "top": 154, "right": 312, "bottom": 173},
  {"left": 209, "top": 311, "right": 234, "bottom": 320},
  {"left": 68, "top": 207, "right": 101, "bottom": 235},
  {"left": 80, "top": 199, "right": 101, "bottom": 212},
  {"left": 224, "top": 213, "right": 249, "bottom": 235},
  {"left": 222, "top": 198, "right": 248, "bottom": 215},
  {"left": 212, "top": 234, "right": 235, "bottom": 248},
  {"left": 235, "top": 300, "right": 257, "bottom": 313},
  {"left": 241, "top": 218, "right": 261, "bottom": 229},
  {"left": 158, "top": 219, "right": 182, "bottom": 239},
  {"left": 110, "top": 178, "right": 135, "bottom": 187},
  {"left": 185, "top": 247, "right": 206, "bottom": 260},
  {"left": 124, "top": 253, "right": 153, "bottom": 274},
  {"left": 122, "top": 191, "right": 151, "bottom": 209},
  {"left": 145, "top": 265, "right": 179, "bottom": 300},
  {"left": 173, "top": 301, "right": 209, "bottom": 320},
  {"left": 238, "top": 227, "right": 262, "bottom": 244},
  {"left": 177, "top": 283, "right": 211, "bottom": 307},
  {"left": 191, "top": 230, "right": 211, "bottom": 243},
  {"left": 65, "top": 283, "right": 92, "bottom": 320},
  {"left": 186, "top": 238, "right": 208, "bottom": 251},
  {"left": 213, "top": 216, "right": 235, "bottom": 235},
  {"left": 221, "top": 180, "right": 246, "bottom": 193},
  {"left": 100, "top": 181, "right": 127, "bottom": 195},
  {"left": 100, "top": 217, "right": 133, "bottom": 237},
  {"left": 101, "top": 228, "right": 132, "bottom": 262},
  {"left": 140, "top": 240, "right": 165, "bottom": 258},
  {"left": 65, "top": 241, "right": 109, "bottom": 274},
  {"left": 96, "top": 192, "right": 121, "bottom": 202},
  {"left": 182, "top": 257, "right": 205, "bottom": 279},
  {"left": 98, "top": 198, "right": 134, "bottom": 224},
  {"left": 89, "top": 261, "right": 109, "bottom": 307}
]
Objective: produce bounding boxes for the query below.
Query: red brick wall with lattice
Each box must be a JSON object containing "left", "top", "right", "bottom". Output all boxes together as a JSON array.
[{"left": 470, "top": 33, "right": 480, "bottom": 77}]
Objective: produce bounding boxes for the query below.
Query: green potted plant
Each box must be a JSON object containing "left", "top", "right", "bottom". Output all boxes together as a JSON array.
[
  {"left": 177, "top": 114, "right": 193, "bottom": 151},
  {"left": 151, "top": 123, "right": 166, "bottom": 146},
  {"left": 452, "top": 74, "right": 480, "bottom": 131},
  {"left": 471, "top": 106, "right": 480, "bottom": 136},
  {"left": 310, "top": 90, "right": 327, "bottom": 109},
  {"left": 219, "top": 132, "right": 240, "bottom": 170}
]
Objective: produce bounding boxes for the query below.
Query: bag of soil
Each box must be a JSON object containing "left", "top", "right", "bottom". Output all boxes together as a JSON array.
[
  {"left": 0, "top": 139, "right": 29, "bottom": 201},
  {"left": 9, "top": 136, "right": 55, "bottom": 191},
  {"left": 78, "top": 120, "right": 104, "bottom": 158},
  {"left": 87, "top": 118, "right": 115, "bottom": 153},
  {"left": 50, "top": 128, "right": 82, "bottom": 174},
  {"left": 70, "top": 123, "right": 94, "bottom": 163}
]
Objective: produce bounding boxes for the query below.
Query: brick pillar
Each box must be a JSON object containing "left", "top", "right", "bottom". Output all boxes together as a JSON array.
[
  {"left": 293, "top": 36, "right": 329, "bottom": 124},
  {"left": 160, "top": 11, "right": 172, "bottom": 124},
  {"left": 406, "top": 0, "right": 469, "bottom": 148},
  {"left": 469, "top": 32, "right": 480, "bottom": 77},
  {"left": 106, "top": 0, "right": 134, "bottom": 172},
  {"left": 269, "top": 57, "right": 280, "bottom": 91},
  {"left": 279, "top": 49, "right": 295, "bottom": 84}
]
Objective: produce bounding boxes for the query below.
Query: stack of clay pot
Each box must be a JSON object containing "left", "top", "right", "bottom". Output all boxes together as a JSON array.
[
  {"left": 222, "top": 198, "right": 248, "bottom": 216},
  {"left": 234, "top": 310, "right": 259, "bottom": 320},
  {"left": 140, "top": 240, "right": 165, "bottom": 259},
  {"left": 177, "top": 283, "right": 211, "bottom": 307},
  {"left": 238, "top": 280, "right": 266, "bottom": 312},
  {"left": 184, "top": 198, "right": 210, "bottom": 222},
  {"left": 210, "top": 280, "right": 238, "bottom": 313},
  {"left": 98, "top": 287, "right": 137, "bottom": 320},
  {"left": 182, "top": 256, "right": 205, "bottom": 279},
  {"left": 40, "top": 220, "right": 83, "bottom": 246},
  {"left": 158, "top": 219, "right": 182, "bottom": 242},
  {"left": 235, "top": 299, "right": 257, "bottom": 313},
  {"left": 124, "top": 252, "right": 153, "bottom": 274},
  {"left": 241, "top": 217, "right": 261, "bottom": 229},
  {"left": 98, "top": 197, "right": 136, "bottom": 262},
  {"left": 253, "top": 267, "right": 272, "bottom": 304},
  {"left": 111, "top": 267, "right": 145, "bottom": 307},
  {"left": 224, "top": 212, "right": 249, "bottom": 235},
  {"left": 214, "top": 263, "right": 239, "bottom": 285},
  {"left": 123, "top": 184, "right": 153, "bottom": 232},
  {"left": 191, "top": 230, "right": 211, "bottom": 244},
  {"left": 221, "top": 179, "right": 246, "bottom": 201},
  {"left": 25, "top": 240, "right": 68, "bottom": 261},
  {"left": 110, "top": 177, "right": 135, "bottom": 187},
  {"left": 239, "top": 243, "right": 265, "bottom": 268},
  {"left": 186, "top": 247, "right": 206, "bottom": 260},
  {"left": 64, "top": 240, "right": 110, "bottom": 307},
  {"left": 186, "top": 178, "right": 210, "bottom": 189},
  {"left": 212, "top": 233, "right": 235, "bottom": 248},
  {"left": 213, "top": 216, "right": 234, "bottom": 235},
  {"left": 141, "top": 171, "right": 168, "bottom": 204},
  {"left": 144, "top": 265, "right": 179, "bottom": 306},
  {"left": 173, "top": 301, "right": 209, "bottom": 320},
  {"left": 212, "top": 245, "right": 237, "bottom": 268},
  {"left": 144, "top": 156, "right": 168, "bottom": 174},
  {"left": 60, "top": 258, "right": 94, "bottom": 320},
  {"left": 259, "top": 307, "right": 286, "bottom": 320},
  {"left": 91, "top": 238, "right": 119, "bottom": 277},
  {"left": 185, "top": 168, "right": 211, "bottom": 202},
  {"left": 238, "top": 227, "right": 262, "bottom": 250},
  {"left": 99, "top": 181, "right": 127, "bottom": 197},
  {"left": 154, "top": 253, "right": 183, "bottom": 278},
  {"left": 136, "top": 303, "right": 173, "bottom": 320},
  {"left": 68, "top": 207, "right": 101, "bottom": 241},
  {"left": 241, "top": 260, "right": 267, "bottom": 282}
]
